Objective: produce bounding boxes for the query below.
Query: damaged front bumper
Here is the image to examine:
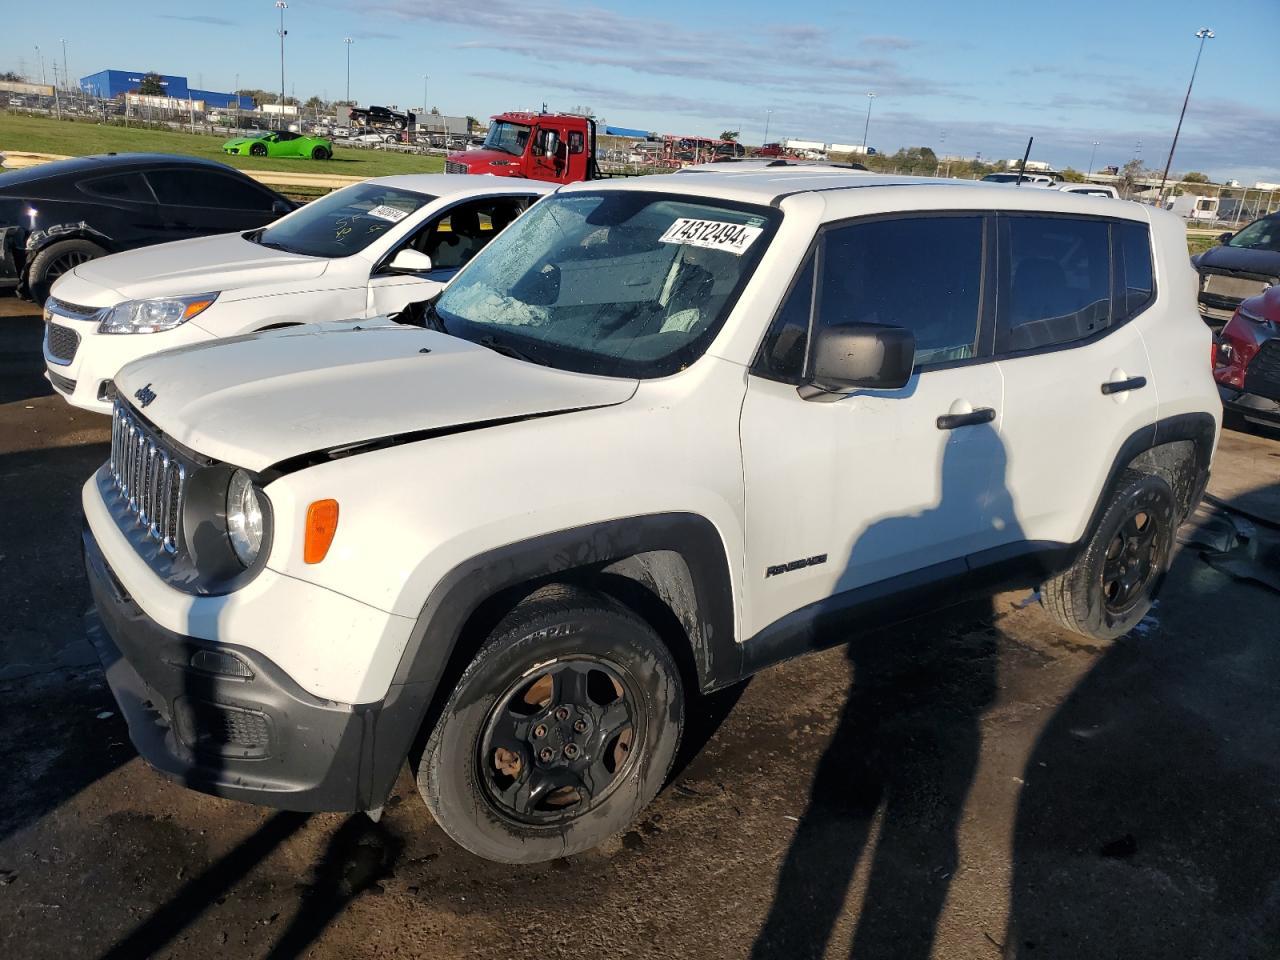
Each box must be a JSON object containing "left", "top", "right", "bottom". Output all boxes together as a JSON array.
[{"left": 0, "top": 225, "right": 24, "bottom": 288}]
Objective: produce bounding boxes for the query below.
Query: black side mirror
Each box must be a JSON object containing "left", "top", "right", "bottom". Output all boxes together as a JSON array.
[
  {"left": 271, "top": 199, "right": 293, "bottom": 216},
  {"left": 805, "top": 323, "right": 916, "bottom": 395},
  {"left": 1217, "top": 232, "right": 1233, "bottom": 245}
]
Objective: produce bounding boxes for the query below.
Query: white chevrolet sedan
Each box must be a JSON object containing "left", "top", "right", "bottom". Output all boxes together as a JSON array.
[{"left": 42, "top": 174, "right": 553, "bottom": 413}]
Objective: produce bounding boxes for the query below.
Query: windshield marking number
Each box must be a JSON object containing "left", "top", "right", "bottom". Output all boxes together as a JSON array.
[
  {"left": 659, "top": 218, "right": 763, "bottom": 256},
  {"left": 367, "top": 204, "right": 410, "bottom": 223}
]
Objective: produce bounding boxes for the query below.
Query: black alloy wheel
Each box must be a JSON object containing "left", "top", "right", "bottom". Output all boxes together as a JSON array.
[
  {"left": 45, "top": 249, "right": 92, "bottom": 284},
  {"left": 1039, "top": 468, "right": 1176, "bottom": 643},
  {"left": 479, "top": 657, "right": 639, "bottom": 824},
  {"left": 1100, "top": 506, "right": 1165, "bottom": 616},
  {"left": 415, "top": 585, "right": 684, "bottom": 863}
]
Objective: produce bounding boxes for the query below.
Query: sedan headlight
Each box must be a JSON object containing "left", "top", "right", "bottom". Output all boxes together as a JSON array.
[
  {"left": 226, "top": 469, "right": 264, "bottom": 567},
  {"left": 98, "top": 293, "right": 218, "bottom": 334}
]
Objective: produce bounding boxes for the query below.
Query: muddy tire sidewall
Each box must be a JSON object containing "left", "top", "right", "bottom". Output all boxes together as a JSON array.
[{"left": 418, "top": 596, "right": 683, "bottom": 864}]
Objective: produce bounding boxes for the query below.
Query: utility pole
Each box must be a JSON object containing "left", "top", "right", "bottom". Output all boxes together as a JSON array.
[
  {"left": 60, "top": 39, "right": 69, "bottom": 93},
  {"left": 34, "top": 45, "right": 45, "bottom": 85},
  {"left": 423, "top": 74, "right": 428, "bottom": 113},
  {"left": 1158, "top": 27, "right": 1214, "bottom": 209},
  {"left": 344, "top": 37, "right": 353, "bottom": 104},
  {"left": 1087, "top": 140, "right": 1100, "bottom": 177},
  {"left": 763, "top": 109, "right": 772, "bottom": 145},
  {"left": 275, "top": 0, "right": 288, "bottom": 126},
  {"left": 861, "top": 92, "right": 876, "bottom": 152}
]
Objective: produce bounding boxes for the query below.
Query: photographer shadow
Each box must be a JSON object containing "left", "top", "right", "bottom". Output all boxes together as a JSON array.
[{"left": 752, "top": 422, "right": 1017, "bottom": 959}]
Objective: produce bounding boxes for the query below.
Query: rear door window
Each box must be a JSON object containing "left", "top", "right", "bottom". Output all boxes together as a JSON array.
[{"left": 999, "top": 215, "right": 1111, "bottom": 352}]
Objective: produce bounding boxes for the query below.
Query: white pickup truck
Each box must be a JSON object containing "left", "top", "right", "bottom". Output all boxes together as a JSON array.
[
  {"left": 82, "top": 168, "right": 1218, "bottom": 863},
  {"left": 44, "top": 174, "right": 552, "bottom": 413}
]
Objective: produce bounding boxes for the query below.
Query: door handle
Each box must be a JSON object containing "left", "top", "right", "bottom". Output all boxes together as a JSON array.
[
  {"left": 1100, "top": 376, "right": 1147, "bottom": 395},
  {"left": 936, "top": 407, "right": 996, "bottom": 430}
]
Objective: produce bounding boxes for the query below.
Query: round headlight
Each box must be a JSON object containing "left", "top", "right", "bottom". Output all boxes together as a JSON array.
[{"left": 226, "top": 469, "right": 264, "bottom": 567}]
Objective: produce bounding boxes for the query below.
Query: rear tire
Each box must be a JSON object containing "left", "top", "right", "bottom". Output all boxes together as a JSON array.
[
  {"left": 27, "top": 239, "right": 106, "bottom": 303},
  {"left": 1040, "top": 469, "right": 1176, "bottom": 644},
  {"left": 416, "top": 585, "right": 684, "bottom": 864}
]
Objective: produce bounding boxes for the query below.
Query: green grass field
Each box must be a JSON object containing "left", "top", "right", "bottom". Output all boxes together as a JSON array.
[{"left": 0, "top": 113, "right": 443, "bottom": 182}]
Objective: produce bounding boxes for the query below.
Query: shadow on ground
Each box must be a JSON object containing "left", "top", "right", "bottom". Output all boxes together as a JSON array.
[{"left": 1006, "top": 478, "right": 1280, "bottom": 959}]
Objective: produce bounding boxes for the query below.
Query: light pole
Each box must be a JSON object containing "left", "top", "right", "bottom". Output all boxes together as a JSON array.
[
  {"left": 861, "top": 92, "right": 876, "bottom": 152},
  {"left": 1087, "top": 140, "right": 1100, "bottom": 177},
  {"left": 60, "top": 39, "right": 68, "bottom": 92},
  {"left": 762, "top": 109, "right": 772, "bottom": 145},
  {"left": 344, "top": 37, "right": 353, "bottom": 104},
  {"left": 34, "top": 45, "right": 45, "bottom": 85},
  {"left": 275, "top": 0, "right": 288, "bottom": 120},
  {"left": 422, "top": 74, "right": 428, "bottom": 113},
  {"left": 1158, "top": 27, "right": 1214, "bottom": 208}
]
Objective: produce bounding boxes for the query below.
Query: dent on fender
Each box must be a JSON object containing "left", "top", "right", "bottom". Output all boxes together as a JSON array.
[{"left": 26, "top": 220, "right": 112, "bottom": 250}]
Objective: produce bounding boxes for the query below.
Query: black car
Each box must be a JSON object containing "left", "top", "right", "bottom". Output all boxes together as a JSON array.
[
  {"left": 1192, "top": 212, "right": 1280, "bottom": 329},
  {"left": 0, "top": 153, "right": 294, "bottom": 302}
]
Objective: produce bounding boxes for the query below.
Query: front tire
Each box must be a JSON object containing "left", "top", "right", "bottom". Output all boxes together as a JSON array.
[
  {"left": 311, "top": 145, "right": 331, "bottom": 160},
  {"left": 27, "top": 239, "right": 106, "bottom": 302},
  {"left": 416, "top": 585, "right": 684, "bottom": 863},
  {"left": 1040, "top": 469, "right": 1176, "bottom": 643},
  {"left": 250, "top": 142, "right": 267, "bottom": 156}
]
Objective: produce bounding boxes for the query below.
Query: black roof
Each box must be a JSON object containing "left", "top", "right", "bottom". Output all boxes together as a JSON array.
[{"left": 0, "top": 152, "right": 246, "bottom": 190}]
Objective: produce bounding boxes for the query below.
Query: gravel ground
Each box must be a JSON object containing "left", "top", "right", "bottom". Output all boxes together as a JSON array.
[{"left": 1, "top": 298, "right": 1278, "bottom": 960}]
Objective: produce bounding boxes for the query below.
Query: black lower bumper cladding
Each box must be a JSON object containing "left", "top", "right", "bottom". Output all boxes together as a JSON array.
[{"left": 83, "top": 527, "right": 381, "bottom": 812}]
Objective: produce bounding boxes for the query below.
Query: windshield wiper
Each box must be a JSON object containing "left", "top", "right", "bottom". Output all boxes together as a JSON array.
[{"left": 477, "top": 334, "right": 546, "bottom": 365}]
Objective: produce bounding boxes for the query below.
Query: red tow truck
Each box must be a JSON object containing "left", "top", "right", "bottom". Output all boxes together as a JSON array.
[{"left": 445, "top": 111, "right": 601, "bottom": 184}]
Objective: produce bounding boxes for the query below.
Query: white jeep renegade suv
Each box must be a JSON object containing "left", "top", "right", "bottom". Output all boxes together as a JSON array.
[{"left": 81, "top": 169, "right": 1219, "bottom": 863}]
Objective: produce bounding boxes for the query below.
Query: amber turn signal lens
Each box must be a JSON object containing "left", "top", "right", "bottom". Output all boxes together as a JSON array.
[
  {"left": 182, "top": 298, "right": 216, "bottom": 320},
  {"left": 304, "top": 499, "right": 339, "bottom": 564}
]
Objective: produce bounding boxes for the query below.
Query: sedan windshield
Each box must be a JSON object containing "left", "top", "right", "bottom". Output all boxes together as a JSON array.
[
  {"left": 251, "top": 183, "right": 434, "bottom": 258},
  {"left": 1227, "top": 217, "right": 1280, "bottom": 253},
  {"left": 434, "top": 191, "right": 779, "bottom": 378},
  {"left": 484, "top": 121, "right": 531, "bottom": 157}
]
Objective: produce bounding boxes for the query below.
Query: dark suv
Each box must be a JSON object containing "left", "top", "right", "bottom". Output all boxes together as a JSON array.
[
  {"left": 1192, "top": 212, "right": 1280, "bottom": 329},
  {"left": 0, "top": 153, "right": 294, "bottom": 302}
]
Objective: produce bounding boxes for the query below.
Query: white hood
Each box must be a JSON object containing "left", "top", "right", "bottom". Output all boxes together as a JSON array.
[
  {"left": 70, "top": 232, "right": 331, "bottom": 302},
  {"left": 113, "top": 324, "right": 638, "bottom": 472}
]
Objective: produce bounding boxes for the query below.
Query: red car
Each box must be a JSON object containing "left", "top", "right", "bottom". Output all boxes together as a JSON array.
[{"left": 1214, "top": 286, "right": 1280, "bottom": 426}]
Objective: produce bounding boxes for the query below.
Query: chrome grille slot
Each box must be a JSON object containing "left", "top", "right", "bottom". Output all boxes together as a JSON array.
[{"left": 108, "top": 400, "right": 186, "bottom": 553}]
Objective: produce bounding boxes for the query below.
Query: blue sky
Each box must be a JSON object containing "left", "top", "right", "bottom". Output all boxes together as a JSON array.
[{"left": 7, "top": 0, "right": 1278, "bottom": 183}]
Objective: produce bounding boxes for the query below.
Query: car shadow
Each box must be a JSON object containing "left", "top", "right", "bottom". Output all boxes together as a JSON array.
[
  {"left": 0, "top": 438, "right": 118, "bottom": 844},
  {"left": 0, "top": 308, "right": 52, "bottom": 405},
  {"left": 1004, "top": 477, "right": 1280, "bottom": 958},
  {"left": 751, "top": 422, "right": 1017, "bottom": 959}
]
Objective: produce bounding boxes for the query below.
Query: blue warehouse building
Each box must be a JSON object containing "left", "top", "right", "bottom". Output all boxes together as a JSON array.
[{"left": 79, "top": 69, "right": 252, "bottom": 109}]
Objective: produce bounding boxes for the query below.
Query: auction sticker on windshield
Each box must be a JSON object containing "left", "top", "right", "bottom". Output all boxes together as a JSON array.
[
  {"left": 660, "top": 218, "right": 762, "bottom": 255},
  {"left": 366, "top": 204, "right": 410, "bottom": 223}
]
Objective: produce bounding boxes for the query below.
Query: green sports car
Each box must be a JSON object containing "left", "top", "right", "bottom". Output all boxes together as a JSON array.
[{"left": 222, "top": 131, "right": 333, "bottom": 160}]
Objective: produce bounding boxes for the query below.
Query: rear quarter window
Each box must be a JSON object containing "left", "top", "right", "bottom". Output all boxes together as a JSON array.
[{"left": 78, "top": 173, "right": 153, "bottom": 204}]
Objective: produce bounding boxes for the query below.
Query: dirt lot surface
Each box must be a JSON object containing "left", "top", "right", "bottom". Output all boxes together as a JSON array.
[{"left": 2, "top": 297, "right": 1278, "bottom": 960}]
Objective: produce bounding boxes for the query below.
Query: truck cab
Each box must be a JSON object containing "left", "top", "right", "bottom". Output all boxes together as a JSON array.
[{"left": 445, "top": 112, "right": 596, "bottom": 184}]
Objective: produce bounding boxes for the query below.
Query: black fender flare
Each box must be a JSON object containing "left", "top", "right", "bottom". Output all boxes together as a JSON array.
[{"left": 362, "top": 512, "right": 738, "bottom": 808}]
